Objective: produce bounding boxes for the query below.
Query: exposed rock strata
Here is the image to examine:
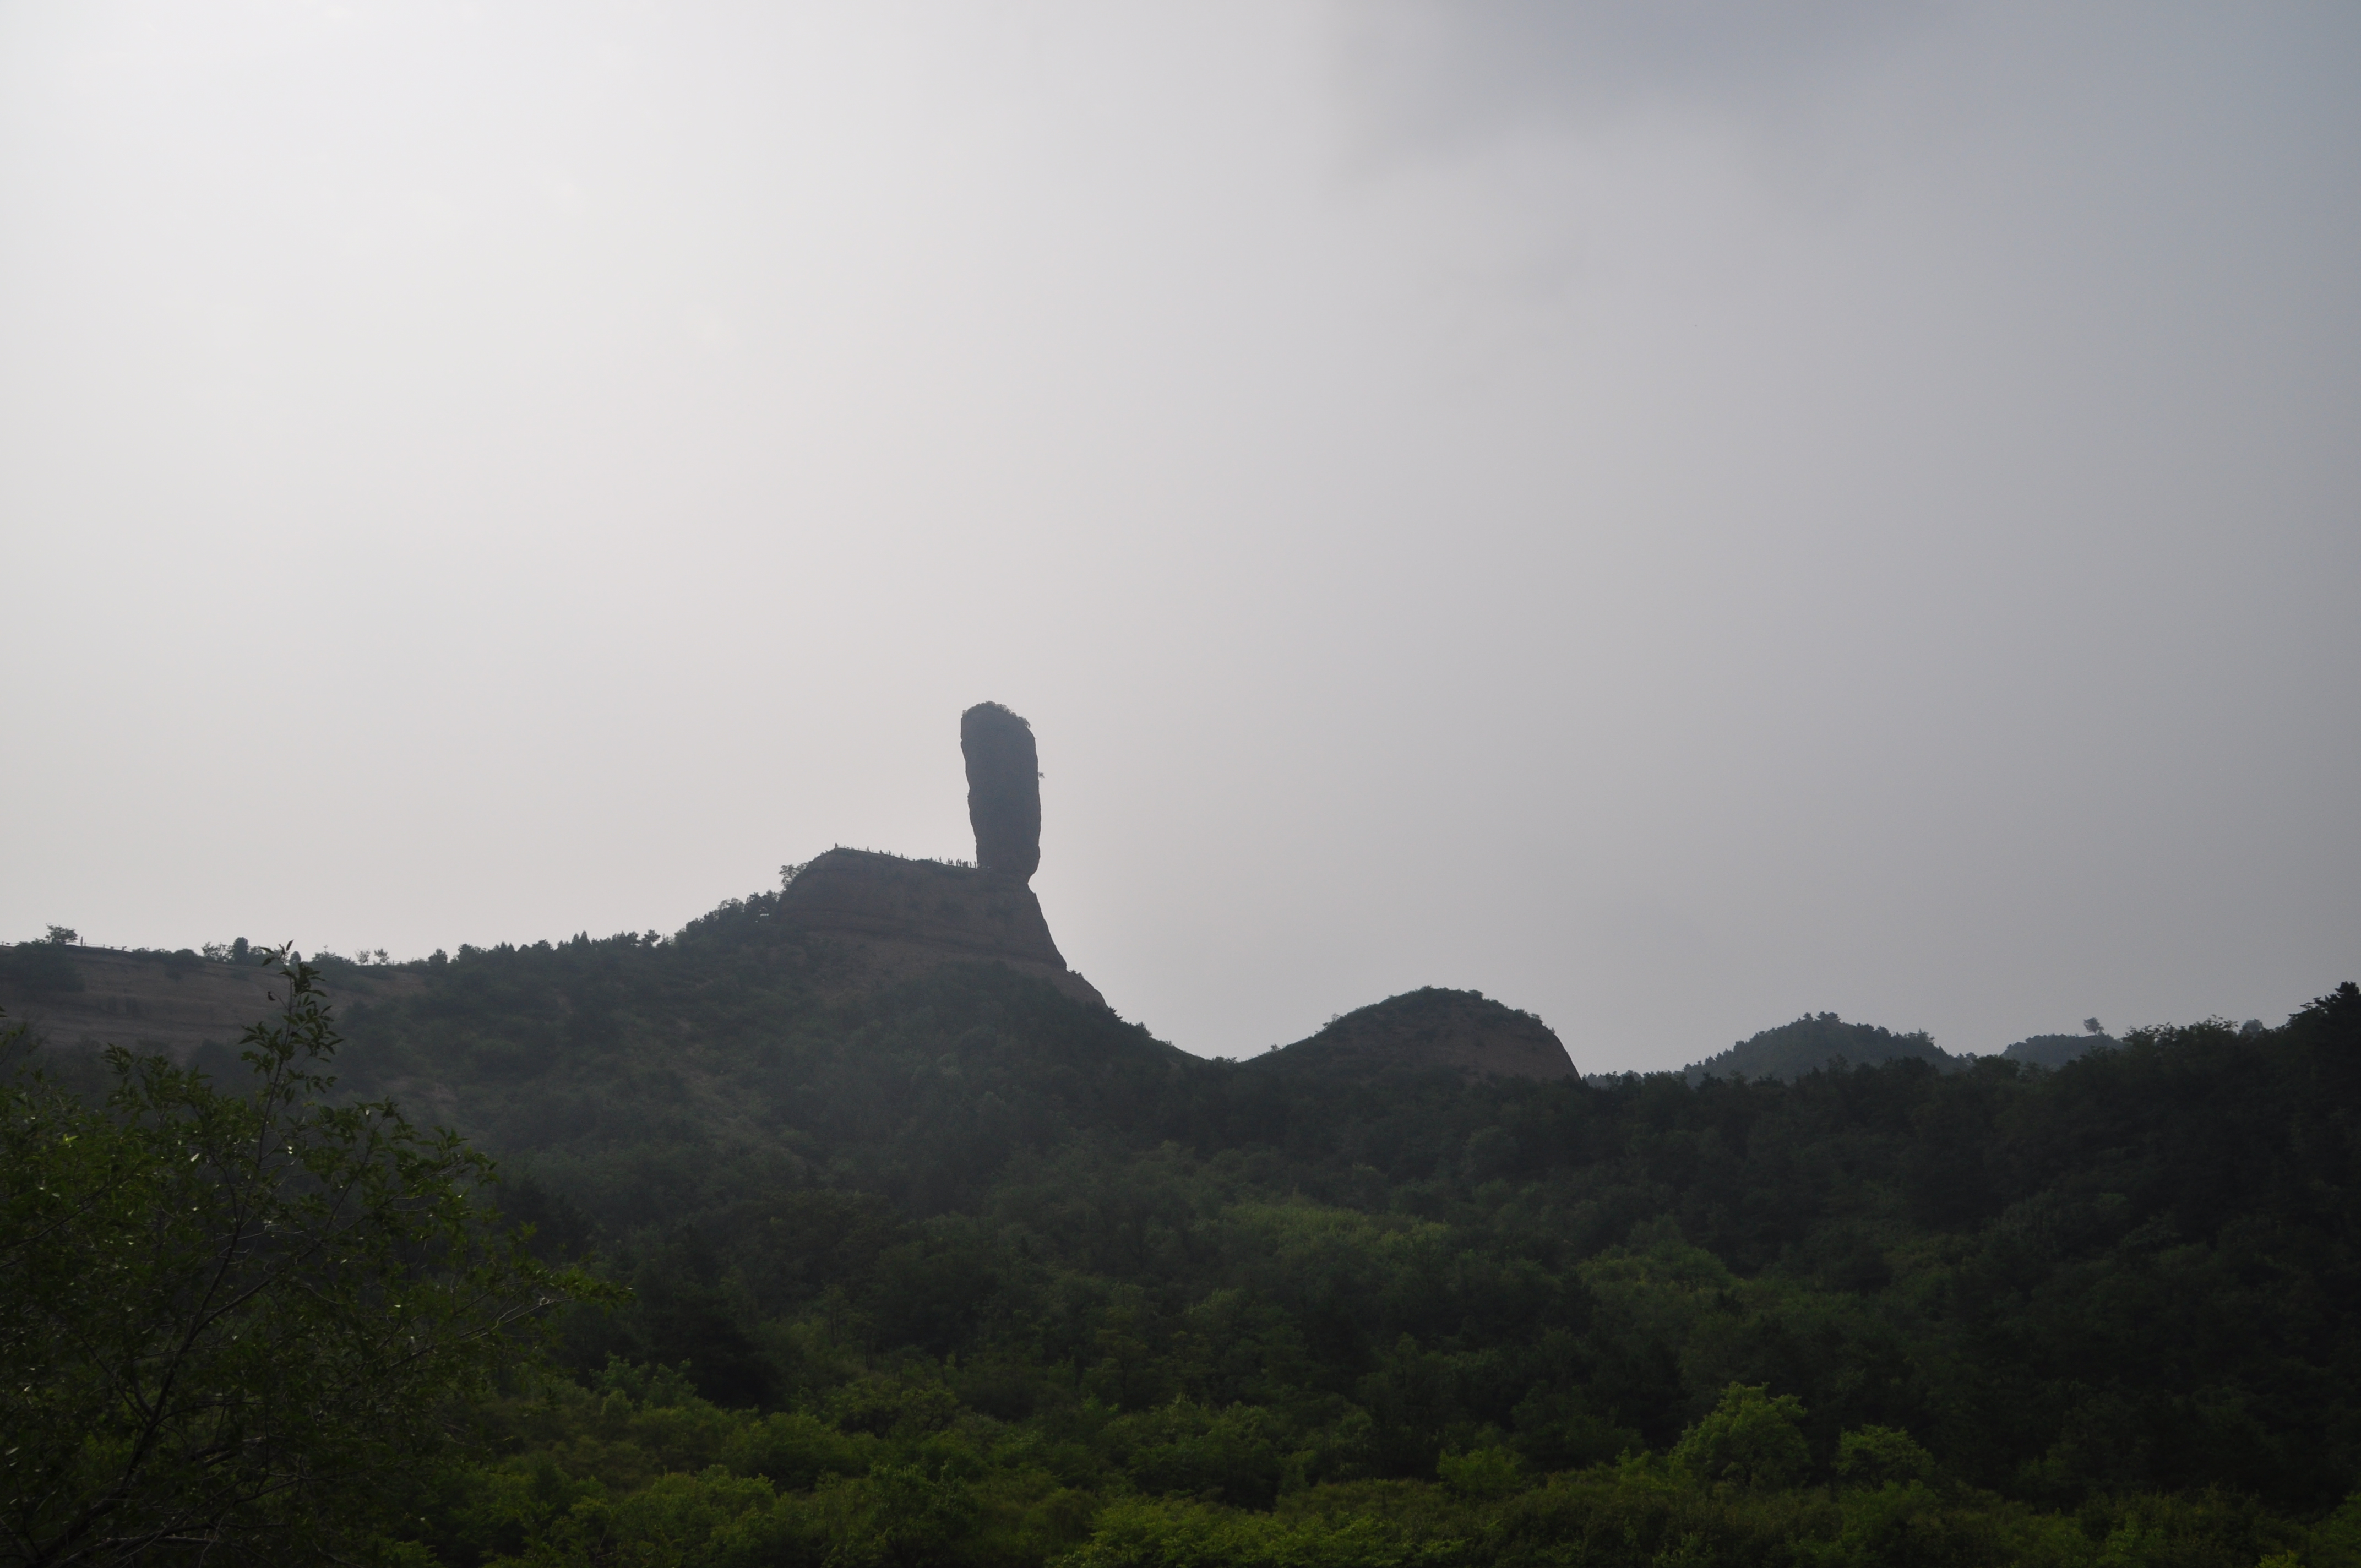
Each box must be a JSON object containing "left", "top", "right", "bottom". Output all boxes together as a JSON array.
[
  {"left": 775, "top": 848, "right": 1103, "bottom": 1009},
  {"left": 0, "top": 945, "right": 417, "bottom": 1061},
  {"left": 1254, "top": 987, "right": 1576, "bottom": 1081},
  {"left": 961, "top": 702, "right": 1041, "bottom": 882}
]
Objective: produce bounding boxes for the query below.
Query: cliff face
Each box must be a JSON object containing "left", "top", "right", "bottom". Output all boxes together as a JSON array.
[
  {"left": 775, "top": 849, "right": 1103, "bottom": 1009},
  {"left": 777, "top": 849, "right": 1064, "bottom": 966},
  {"left": 961, "top": 703, "right": 1041, "bottom": 883},
  {"left": 1254, "top": 987, "right": 1577, "bottom": 1081}
]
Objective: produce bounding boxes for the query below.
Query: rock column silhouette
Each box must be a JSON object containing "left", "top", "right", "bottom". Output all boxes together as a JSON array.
[{"left": 961, "top": 702, "right": 1041, "bottom": 882}]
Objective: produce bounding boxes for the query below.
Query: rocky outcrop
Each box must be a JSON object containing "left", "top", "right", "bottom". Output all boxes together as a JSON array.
[
  {"left": 779, "top": 848, "right": 1065, "bottom": 966},
  {"left": 1253, "top": 988, "right": 1576, "bottom": 1081},
  {"left": 773, "top": 704, "right": 1098, "bottom": 1007},
  {"left": 961, "top": 703, "right": 1041, "bottom": 882},
  {"left": 775, "top": 849, "right": 1103, "bottom": 1008}
]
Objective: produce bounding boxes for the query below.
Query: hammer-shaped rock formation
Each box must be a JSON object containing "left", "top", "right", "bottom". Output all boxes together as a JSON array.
[
  {"left": 776, "top": 702, "right": 1102, "bottom": 1008},
  {"left": 961, "top": 702, "right": 1041, "bottom": 882}
]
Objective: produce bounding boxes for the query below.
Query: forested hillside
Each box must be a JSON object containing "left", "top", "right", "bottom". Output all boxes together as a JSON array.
[{"left": 14, "top": 891, "right": 2361, "bottom": 1565}]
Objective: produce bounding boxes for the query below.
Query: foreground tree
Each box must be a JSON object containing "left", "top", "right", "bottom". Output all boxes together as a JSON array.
[{"left": 0, "top": 952, "right": 608, "bottom": 1566}]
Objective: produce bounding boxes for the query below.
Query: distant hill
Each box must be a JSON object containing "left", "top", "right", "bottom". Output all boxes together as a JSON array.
[
  {"left": 1680, "top": 1010, "right": 1962, "bottom": 1084},
  {"left": 2003, "top": 1030, "right": 2113, "bottom": 1068},
  {"left": 1252, "top": 987, "right": 1576, "bottom": 1081}
]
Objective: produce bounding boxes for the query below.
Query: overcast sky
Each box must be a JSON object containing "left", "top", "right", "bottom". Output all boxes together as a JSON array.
[{"left": 3, "top": 1, "right": 2355, "bottom": 1071}]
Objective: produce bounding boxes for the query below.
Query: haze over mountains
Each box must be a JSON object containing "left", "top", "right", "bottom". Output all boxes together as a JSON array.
[
  {"left": 7, "top": 5, "right": 2355, "bottom": 1077},
  {"left": 2, "top": 704, "right": 2099, "bottom": 1083},
  {"left": 7, "top": 7, "right": 2358, "bottom": 1559}
]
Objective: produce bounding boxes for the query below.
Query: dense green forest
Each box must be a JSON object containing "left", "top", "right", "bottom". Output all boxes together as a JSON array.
[{"left": 9, "top": 889, "right": 2361, "bottom": 1565}]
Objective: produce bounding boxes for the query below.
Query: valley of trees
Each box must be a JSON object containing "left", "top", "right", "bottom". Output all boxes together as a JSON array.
[{"left": 7, "top": 891, "right": 2361, "bottom": 1565}]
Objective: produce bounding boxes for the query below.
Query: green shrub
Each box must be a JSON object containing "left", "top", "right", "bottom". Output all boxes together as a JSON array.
[{"left": 1672, "top": 1385, "right": 1812, "bottom": 1490}]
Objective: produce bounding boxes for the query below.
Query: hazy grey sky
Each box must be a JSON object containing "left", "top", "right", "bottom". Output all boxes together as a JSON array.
[{"left": 4, "top": 2, "right": 2355, "bottom": 1072}]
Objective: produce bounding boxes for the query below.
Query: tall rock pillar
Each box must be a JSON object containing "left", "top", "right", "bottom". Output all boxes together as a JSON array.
[{"left": 961, "top": 702, "right": 1041, "bottom": 882}]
